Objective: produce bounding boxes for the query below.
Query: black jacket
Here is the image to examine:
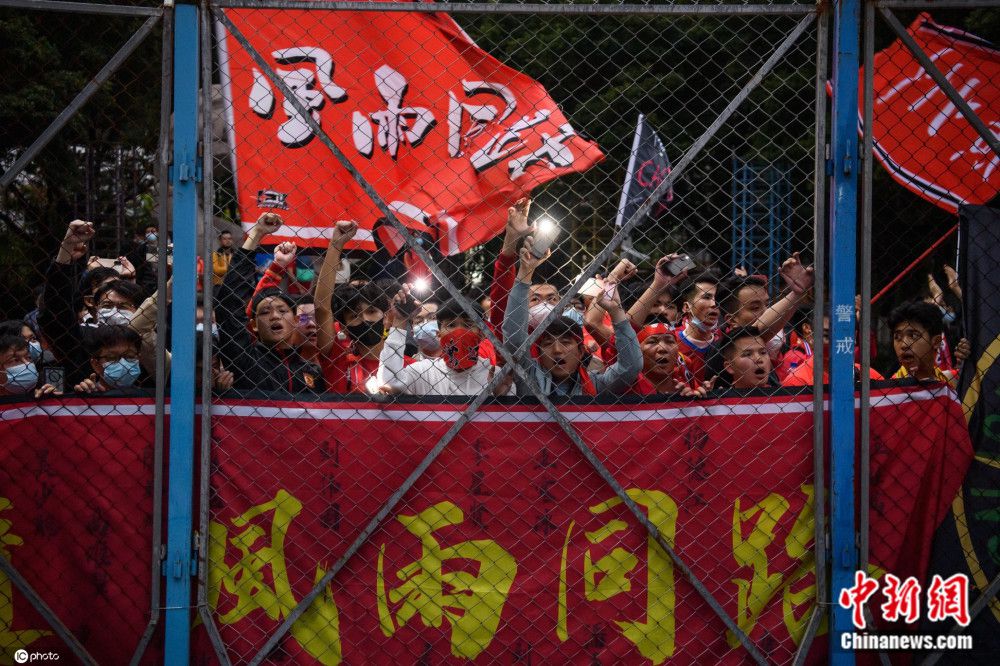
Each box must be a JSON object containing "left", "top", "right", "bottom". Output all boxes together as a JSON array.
[
  {"left": 217, "top": 248, "right": 324, "bottom": 394},
  {"left": 39, "top": 259, "right": 93, "bottom": 387}
]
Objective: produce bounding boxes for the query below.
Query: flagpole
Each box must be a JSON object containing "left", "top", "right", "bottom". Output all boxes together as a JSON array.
[{"left": 616, "top": 114, "right": 645, "bottom": 259}]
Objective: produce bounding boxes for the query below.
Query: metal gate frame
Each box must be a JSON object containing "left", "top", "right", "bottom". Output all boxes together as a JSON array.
[
  {"left": 857, "top": 2, "right": 1000, "bottom": 664},
  {"left": 0, "top": 1, "right": 170, "bottom": 664},
  {"left": 197, "top": 2, "right": 826, "bottom": 664}
]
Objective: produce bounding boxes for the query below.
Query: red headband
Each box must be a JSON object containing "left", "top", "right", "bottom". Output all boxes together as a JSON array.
[{"left": 637, "top": 323, "right": 675, "bottom": 344}]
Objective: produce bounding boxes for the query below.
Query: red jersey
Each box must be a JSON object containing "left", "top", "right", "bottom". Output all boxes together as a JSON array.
[{"left": 676, "top": 328, "right": 714, "bottom": 384}]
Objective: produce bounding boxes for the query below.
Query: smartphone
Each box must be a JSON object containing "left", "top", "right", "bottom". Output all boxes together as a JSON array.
[
  {"left": 530, "top": 224, "right": 560, "bottom": 259},
  {"left": 396, "top": 294, "right": 418, "bottom": 318},
  {"left": 44, "top": 366, "right": 65, "bottom": 394},
  {"left": 663, "top": 254, "right": 696, "bottom": 277}
]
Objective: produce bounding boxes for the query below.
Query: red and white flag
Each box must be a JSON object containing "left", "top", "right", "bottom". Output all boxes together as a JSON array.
[
  {"left": 217, "top": 1, "right": 604, "bottom": 252},
  {"left": 862, "top": 13, "right": 1000, "bottom": 212}
]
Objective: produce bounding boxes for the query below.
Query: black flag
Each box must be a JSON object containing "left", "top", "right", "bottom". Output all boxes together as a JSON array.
[
  {"left": 920, "top": 204, "right": 1000, "bottom": 660},
  {"left": 615, "top": 114, "right": 674, "bottom": 231}
]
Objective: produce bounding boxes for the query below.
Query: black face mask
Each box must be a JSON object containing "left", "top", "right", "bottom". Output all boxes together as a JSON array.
[{"left": 347, "top": 321, "right": 384, "bottom": 347}]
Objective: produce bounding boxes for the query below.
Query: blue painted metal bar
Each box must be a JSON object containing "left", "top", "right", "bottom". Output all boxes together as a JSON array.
[
  {"left": 164, "top": 3, "right": 200, "bottom": 663},
  {"left": 829, "top": 0, "right": 861, "bottom": 662}
]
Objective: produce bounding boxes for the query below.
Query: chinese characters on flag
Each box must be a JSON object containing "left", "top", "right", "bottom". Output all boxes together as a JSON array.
[
  {"left": 863, "top": 13, "right": 1000, "bottom": 212},
  {"left": 217, "top": 1, "right": 604, "bottom": 251}
]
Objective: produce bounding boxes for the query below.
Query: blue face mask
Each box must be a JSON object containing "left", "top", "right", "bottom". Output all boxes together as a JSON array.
[
  {"left": 413, "top": 320, "right": 440, "bottom": 351},
  {"left": 102, "top": 357, "right": 141, "bottom": 389},
  {"left": 28, "top": 340, "right": 42, "bottom": 362},
  {"left": 562, "top": 308, "right": 585, "bottom": 326},
  {"left": 5, "top": 362, "right": 38, "bottom": 393}
]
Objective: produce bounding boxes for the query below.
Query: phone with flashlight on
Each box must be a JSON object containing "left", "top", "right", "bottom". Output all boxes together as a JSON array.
[{"left": 530, "top": 217, "right": 560, "bottom": 258}]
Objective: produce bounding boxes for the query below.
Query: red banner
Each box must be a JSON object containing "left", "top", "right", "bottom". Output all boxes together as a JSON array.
[
  {"left": 0, "top": 387, "right": 973, "bottom": 664},
  {"left": 863, "top": 13, "right": 1000, "bottom": 212},
  {"left": 217, "top": 1, "right": 604, "bottom": 251}
]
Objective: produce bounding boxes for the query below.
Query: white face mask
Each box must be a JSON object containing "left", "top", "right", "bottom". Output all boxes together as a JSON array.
[
  {"left": 97, "top": 307, "right": 135, "bottom": 327},
  {"left": 528, "top": 303, "right": 557, "bottom": 329}
]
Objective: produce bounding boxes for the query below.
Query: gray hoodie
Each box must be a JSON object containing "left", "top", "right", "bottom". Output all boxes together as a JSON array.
[{"left": 502, "top": 280, "right": 642, "bottom": 396}]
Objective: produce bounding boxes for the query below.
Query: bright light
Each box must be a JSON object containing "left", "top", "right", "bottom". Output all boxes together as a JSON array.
[
  {"left": 536, "top": 216, "right": 556, "bottom": 235},
  {"left": 412, "top": 277, "right": 430, "bottom": 293}
]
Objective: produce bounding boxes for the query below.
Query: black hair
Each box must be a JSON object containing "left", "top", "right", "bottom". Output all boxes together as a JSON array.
[
  {"left": 716, "top": 276, "right": 768, "bottom": 316},
  {"left": 362, "top": 279, "right": 398, "bottom": 314},
  {"left": 791, "top": 308, "right": 813, "bottom": 336},
  {"left": 436, "top": 299, "right": 483, "bottom": 327},
  {"left": 93, "top": 279, "right": 144, "bottom": 310},
  {"left": 81, "top": 267, "right": 120, "bottom": 297},
  {"left": 0, "top": 320, "right": 28, "bottom": 338},
  {"left": 0, "top": 334, "right": 27, "bottom": 356},
  {"left": 333, "top": 284, "right": 363, "bottom": 324},
  {"left": 680, "top": 272, "right": 720, "bottom": 304},
  {"left": 84, "top": 325, "right": 142, "bottom": 358},
  {"left": 535, "top": 315, "right": 584, "bottom": 341},
  {"left": 218, "top": 230, "right": 233, "bottom": 238},
  {"left": 718, "top": 325, "right": 765, "bottom": 358},
  {"left": 888, "top": 300, "right": 945, "bottom": 338},
  {"left": 250, "top": 287, "right": 295, "bottom": 316},
  {"left": 295, "top": 294, "right": 315, "bottom": 311}
]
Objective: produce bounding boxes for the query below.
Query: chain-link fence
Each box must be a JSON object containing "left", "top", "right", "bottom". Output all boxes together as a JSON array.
[
  {"left": 1, "top": 0, "right": 998, "bottom": 664},
  {"left": 0, "top": 1, "right": 169, "bottom": 664}
]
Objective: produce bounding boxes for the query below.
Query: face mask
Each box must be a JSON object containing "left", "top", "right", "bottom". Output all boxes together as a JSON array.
[
  {"left": 413, "top": 320, "right": 440, "bottom": 352},
  {"left": 146, "top": 232, "right": 158, "bottom": 244},
  {"left": 102, "top": 357, "right": 141, "bottom": 389},
  {"left": 28, "top": 340, "right": 42, "bottom": 362},
  {"left": 562, "top": 308, "right": 585, "bottom": 326},
  {"left": 5, "top": 362, "right": 38, "bottom": 393},
  {"left": 440, "top": 328, "right": 481, "bottom": 371},
  {"left": 346, "top": 321, "right": 384, "bottom": 347},
  {"left": 689, "top": 314, "right": 718, "bottom": 334},
  {"left": 97, "top": 307, "right": 135, "bottom": 327},
  {"left": 528, "top": 303, "right": 556, "bottom": 329},
  {"left": 939, "top": 307, "right": 957, "bottom": 325}
]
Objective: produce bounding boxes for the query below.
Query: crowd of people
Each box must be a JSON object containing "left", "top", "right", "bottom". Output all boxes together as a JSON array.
[{"left": 0, "top": 200, "right": 971, "bottom": 401}]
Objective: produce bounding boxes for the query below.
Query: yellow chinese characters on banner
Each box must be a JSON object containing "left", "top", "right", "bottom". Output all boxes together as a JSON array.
[
  {"left": 557, "top": 488, "right": 678, "bottom": 665},
  {"left": 728, "top": 485, "right": 816, "bottom": 647},
  {"left": 1, "top": 498, "right": 52, "bottom": 665},
  {"left": 376, "top": 501, "right": 518, "bottom": 659},
  {"left": 207, "top": 490, "right": 341, "bottom": 666}
]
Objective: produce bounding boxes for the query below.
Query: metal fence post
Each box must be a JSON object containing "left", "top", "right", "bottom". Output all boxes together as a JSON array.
[
  {"left": 164, "top": 1, "right": 200, "bottom": 662},
  {"left": 829, "top": 0, "right": 861, "bottom": 662}
]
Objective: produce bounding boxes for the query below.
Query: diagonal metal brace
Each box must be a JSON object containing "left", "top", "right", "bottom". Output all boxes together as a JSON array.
[
  {"left": 0, "top": 553, "right": 99, "bottom": 666},
  {"left": 0, "top": 13, "right": 161, "bottom": 190},
  {"left": 215, "top": 7, "right": 811, "bottom": 663},
  {"left": 878, "top": 7, "right": 1000, "bottom": 163}
]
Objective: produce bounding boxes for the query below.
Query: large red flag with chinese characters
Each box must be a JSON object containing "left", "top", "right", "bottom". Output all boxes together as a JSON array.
[
  {"left": 216, "top": 1, "right": 604, "bottom": 251},
  {"left": 862, "top": 13, "right": 1000, "bottom": 212}
]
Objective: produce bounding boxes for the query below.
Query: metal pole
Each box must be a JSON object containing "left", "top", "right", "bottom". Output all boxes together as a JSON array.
[
  {"left": 217, "top": 0, "right": 815, "bottom": 15},
  {"left": 129, "top": 6, "right": 173, "bottom": 664},
  {"left": 792, "top": 8, "right": 830, "bottom": 664},
  {"left": 829, "top": 0, "right": 861, "bottom": 662},
  {"left": 164, "top": 2, "right": 200, "bottom": 663}
]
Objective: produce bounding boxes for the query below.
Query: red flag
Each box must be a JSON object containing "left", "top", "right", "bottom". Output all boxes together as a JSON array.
[
  {"left": 217, "top": 1, "right": 604, "bottom": 252},
  {"left": 862, "top": 13, "right": 1000, "bottom": 212}
]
